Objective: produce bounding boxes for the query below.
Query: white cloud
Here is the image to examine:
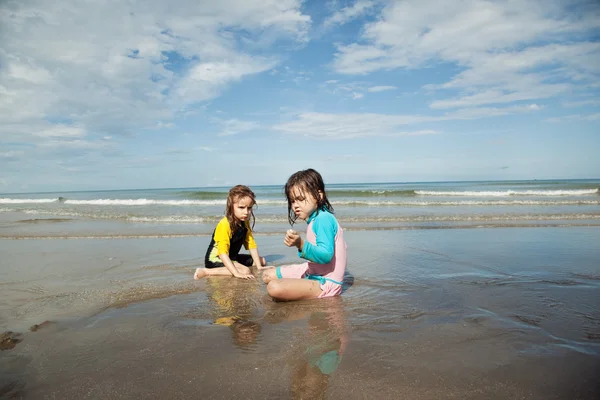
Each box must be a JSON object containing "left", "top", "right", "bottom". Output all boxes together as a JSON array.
[
  {"left": 273, "top": 111, "right": 440, "bottom": 138},
  {"left": 545, "top": 112, "right": 600, "bottom": 122},
  {"left": 367, "top": 85, "right": 397, "bottom": 92},
  {"left": 155, "top": 122, "right": 175, "bottom": 129},
  {"left": 324, "top": 80, "right": 393, "bottom": 99},
  {"left": 563, "top": 99, "right": 600, "bottom": 108},
  {"left": 33, "top": 125, "right": 86, "bottom": 138},
  {"left": 39, "top": 139, "right": 112, "bottom": 150},
  {"left": 445, "top": 104, "right": 543, "bottom": 119},
  {"left": 217, "top": 118, "right": 261, "bottom": 136},
  {"left": 175, "top": 57, "right": 278, "bottom": 103},
  {"left": 274, "top": 112, "right": 425, "bottom": 139},
  {"left": 0, "top": 0, "right": 310, "bottom": 142},
  {"left": 0, "top": 151, "right": 25, "bottom": 159},
  {"left": 427, "top": 42, "right": 599, "bottom": 108},
  {"left": 332, "top": 0, "right": 600, "bottom": 108},
  {"left": 429, "top": 83, "right": 568, "bottom": 109},
  {"left": 197, "top": 146, "right": 215, "bottom": 152},
  {"left": 273, "top": 104, "right": 541, "bottom": 138},
  {"left": 324, "top": 154, "right": 367, "bottom": 161},
  {"left": 324, "top": 0, "right": 375, "bottom": 29}
]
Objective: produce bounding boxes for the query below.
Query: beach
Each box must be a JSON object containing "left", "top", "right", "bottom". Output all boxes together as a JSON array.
[{"left": 1, "top": 181, "right": 600, "bottom": 399}]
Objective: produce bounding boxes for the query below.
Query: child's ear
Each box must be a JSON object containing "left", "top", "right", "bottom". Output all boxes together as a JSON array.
[{"left": 318, "top": 191, "right": 324, "bottom": 201}]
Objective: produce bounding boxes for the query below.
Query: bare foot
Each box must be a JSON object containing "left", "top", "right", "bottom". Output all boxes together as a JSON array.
[{"left": 193, "top": 268, "right": 208, "bottom": 280}]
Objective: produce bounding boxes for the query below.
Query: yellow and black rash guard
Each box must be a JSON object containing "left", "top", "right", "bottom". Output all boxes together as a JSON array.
[{"left": 204, "top": 217, "right": 257, "bottom": 267}]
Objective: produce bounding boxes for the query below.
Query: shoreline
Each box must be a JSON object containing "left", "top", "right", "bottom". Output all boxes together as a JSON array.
[{"left": 2, "top": 221, "right": 600, "bottom": 240}]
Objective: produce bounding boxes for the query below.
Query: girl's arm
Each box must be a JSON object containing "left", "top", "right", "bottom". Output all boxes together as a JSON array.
[
  {"left": 249, "top": 247, "right": 265, "bottom": 270},
  {"left": 298, "top": 213, "right": 338, "bottom": 264},
  {"left": 245, "top": 222, "right": 266, "bottom": 269},
  {"left": 218, "top": 253, "right": 255, "bottom": 280}
]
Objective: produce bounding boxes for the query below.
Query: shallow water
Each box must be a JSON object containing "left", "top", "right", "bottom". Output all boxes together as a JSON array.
[{"left": 1, "top": 226, "right": 599, "bottom": 398}]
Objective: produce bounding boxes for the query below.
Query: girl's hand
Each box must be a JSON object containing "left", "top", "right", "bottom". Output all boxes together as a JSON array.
[
  {"left": 234, "top": 273, "right": 255, "bottom": 280},
  {"left": 284, "top": 229, "right": 302, "bottom": 250}
]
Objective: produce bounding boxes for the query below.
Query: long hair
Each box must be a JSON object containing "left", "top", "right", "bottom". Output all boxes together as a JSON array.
[
  {"left": 225, "top": 185, "right": 256, "bottom": 231},
  {"left": 284, "top": 169, "right": 333, "bottom": 225}
]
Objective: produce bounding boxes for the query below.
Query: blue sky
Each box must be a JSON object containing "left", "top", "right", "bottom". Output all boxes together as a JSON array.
[{"left": 1, "top": 0, "right": 599, "bottom": 193}]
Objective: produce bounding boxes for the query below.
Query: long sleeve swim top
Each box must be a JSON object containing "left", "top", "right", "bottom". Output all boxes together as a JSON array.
[{"left": 299, "top": 209, "right": 338, "bottom": 264}]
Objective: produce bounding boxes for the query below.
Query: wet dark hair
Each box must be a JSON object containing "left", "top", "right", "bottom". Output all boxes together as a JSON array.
[
  {"left": 226, "top": 185, "right": 256, "bottom": 231},
  {"left": 284, "top": 168, "right": 333, "bottom": 225}
]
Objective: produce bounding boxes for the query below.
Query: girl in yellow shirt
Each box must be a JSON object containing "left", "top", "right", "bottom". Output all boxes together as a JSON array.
[{"left": 193, "top": 185, "right": 266, "bottom": 280}]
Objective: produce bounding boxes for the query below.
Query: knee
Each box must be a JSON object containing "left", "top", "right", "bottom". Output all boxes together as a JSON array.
[
  {"left": 239, "top": 266, "right": 251, "bottom": 275},
  {"left": 262, "top": 267, "right": 278, "bottom": 283},
  {"left": 267, "top": 280, "right": 284, "bottom": 298},
  {"left": 262, "top": 270, "right": 274, "bottom": 284}
]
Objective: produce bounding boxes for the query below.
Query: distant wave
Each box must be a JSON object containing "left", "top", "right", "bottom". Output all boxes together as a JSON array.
[
  {"left": 177, "top": 190, "right": 228, "bottom": 200},
  {"left": 4, "top": 208, "right": 223, "bottom": 223},
  {"left": 65, "top": 199, "right": 227, "bottom": 206},
  {"left": 0, "top": 198, "right": 286, "bottom": 206},
  {"left": 328, "top": 189, "right": 417, "bottom": 197},
  {"left": 415, "top": 189, "right": 599, "bottom": 196},
  {"left": 0, "top": 198, "right": 58, "bottom": 204},
  {"left": 128, "top": 216, "right": 211, "bottom": 223},
  {"left": 2, "top": 199, "right": 600, "bottom": 208},
  {"left": 330, "top": 200, "right": 600, "bottom": 206}
]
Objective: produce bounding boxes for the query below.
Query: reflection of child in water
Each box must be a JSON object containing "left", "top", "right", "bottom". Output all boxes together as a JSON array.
[
  {"left": 214, "top": 316, "right": 262, "bottom": 349},
  {"left": 291, "top": 310, "right": 348, "bottom": 400},
  {"left": 264, "top": 299, "right": 349, "bottom": 399},
  {"left": 206, "top": 278, "right": 263, "bottom": 349},
  {"left": 304, "top": 311, "right": 346, "bottom": 374}
]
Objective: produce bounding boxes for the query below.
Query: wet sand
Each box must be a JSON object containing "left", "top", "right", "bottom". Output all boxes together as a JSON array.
[{"left": 1, "top": 227, "right": 599, "bottom": 399}]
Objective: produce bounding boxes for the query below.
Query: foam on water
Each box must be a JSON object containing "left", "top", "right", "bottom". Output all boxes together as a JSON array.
[{"left": 415, "top": 189, "right": 599, "bottom": 196}]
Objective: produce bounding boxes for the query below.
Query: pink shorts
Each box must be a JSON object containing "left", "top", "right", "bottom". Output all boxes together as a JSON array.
[{"left": 275, "top": 263, "right": 343, "bottom": 298}]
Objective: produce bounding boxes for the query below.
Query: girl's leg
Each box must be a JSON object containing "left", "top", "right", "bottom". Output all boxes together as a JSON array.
[
  {"left": 193, "top": 262, "right": 252, "bottom": 279},
  {"left": 266, "top": 278, "right": 322, "bottom": 301},
  {"left": 262, "top": 268, "right": 278, "bottom": 283},
  {"left": 262, "top": 263, "right": 308, "bottom": 284},
  {"left": 237, "top": 254, "right": 267, "bottom": 269}
]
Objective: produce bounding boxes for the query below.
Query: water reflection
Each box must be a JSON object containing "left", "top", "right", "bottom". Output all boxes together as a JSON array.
[
  {"left": 201, "top": 277, "right": 351, "bottom": 398},
  {"left": 264, "top": 297, "right": 350, "bottom": 399},
  {"left": 204, "top": 277, "right": 263, "bottom": 350}
]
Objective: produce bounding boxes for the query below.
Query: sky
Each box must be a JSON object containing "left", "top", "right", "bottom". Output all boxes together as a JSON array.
[{"left": 1, "top": 0, "right": 599, "bottom": 193}]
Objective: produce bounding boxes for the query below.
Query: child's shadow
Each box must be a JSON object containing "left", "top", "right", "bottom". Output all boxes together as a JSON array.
[
  {"left": 341, "top": 270, "right": 355, "bottom": 295},
  {"left": 264, "top": 254, "right": 286, "bottom": 263}
]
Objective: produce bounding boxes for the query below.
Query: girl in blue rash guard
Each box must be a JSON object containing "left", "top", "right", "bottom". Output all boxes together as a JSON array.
[{"left": 262, "top": 169, "right": 347, "bottom": 301}]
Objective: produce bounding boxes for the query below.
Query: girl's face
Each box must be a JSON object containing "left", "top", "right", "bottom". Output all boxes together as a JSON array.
[
  {"left": 233, "top": 196, "right": 254, "bottom": 222},
  {"left": 289, "top": 185, "right": 321, "bottom": 221}
]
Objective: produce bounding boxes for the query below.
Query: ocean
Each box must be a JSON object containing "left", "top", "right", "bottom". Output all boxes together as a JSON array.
[
  {"left": 1, "top": 179, "right": 599, "bottom": 238},
  {"left": 1, "top": 179, "right": 599, "bottom": 399}
]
